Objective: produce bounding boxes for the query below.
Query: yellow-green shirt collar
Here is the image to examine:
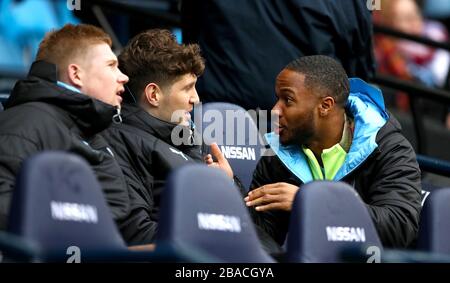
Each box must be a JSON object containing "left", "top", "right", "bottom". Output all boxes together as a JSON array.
[{"left": 302, "top": 113, "right": 354, "bottom": 180}]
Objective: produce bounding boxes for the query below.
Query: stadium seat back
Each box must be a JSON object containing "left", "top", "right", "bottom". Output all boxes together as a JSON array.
[
  {"left": 417, "top": 188, "right": 450, "bottom": 254},
  {"left": 199, "top": 102, "right": 266, "bottom": 190},
  {"left": 286, "top": 181, "right": 382, "bottom": 263},
  {"left": 157, "top": 164, "right": 274, "bottom": 263},
  {"left": 8, "top": 151, "right": 126, "bottom": 260}
]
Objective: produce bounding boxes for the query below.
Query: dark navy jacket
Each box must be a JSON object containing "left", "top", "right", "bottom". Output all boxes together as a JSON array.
[{"left": 182, "top": 0, "right": 375, "bottom": 110}]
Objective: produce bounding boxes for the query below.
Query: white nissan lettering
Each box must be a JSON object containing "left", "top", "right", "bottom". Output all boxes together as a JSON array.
[
  {"left": 326, "top": 226, "right": 366, "bottom": 242},
  {"left": 51, "top": 201, "right": 98, "bottom": 224},
  {"left": 197, "top": 213, "right": 241, "bottom": 233},
  {"left": 220, "top": 146, "right": 256, "bottom": 161}
]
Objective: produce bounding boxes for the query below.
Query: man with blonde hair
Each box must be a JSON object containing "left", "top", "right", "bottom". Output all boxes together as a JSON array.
[{"left": 0, "top": 24, "right": 130, "bottom": 230}]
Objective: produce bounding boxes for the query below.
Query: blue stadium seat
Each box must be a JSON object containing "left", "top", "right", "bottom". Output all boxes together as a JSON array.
[
  {"left": 417, "top": 154, "right": 450, "bottom": 179},
  {"left": 157, "top": 164, "right": 275, "bottom": 263},
  {"left": 417, "top": 188, "right": 450, "bottom": 254},
  {"left": 199, "top": 102, "right": 266, "bottom": 190},
  {"left": 286, "top": 181, "right": 382, "bottom": 263},
  {"left": 0, "top": 151, "right": 162, "bottom": 262}
]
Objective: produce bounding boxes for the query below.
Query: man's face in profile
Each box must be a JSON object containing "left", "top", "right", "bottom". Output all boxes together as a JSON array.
[
  {"left": 272, "top": 69, "right": 319, "bottom": 146},
  {"left": 157, "top": 73, "right": 200, "bottom": 127},
  {"left": 77, "top": 43, "right": 129, "bottom": 107}
]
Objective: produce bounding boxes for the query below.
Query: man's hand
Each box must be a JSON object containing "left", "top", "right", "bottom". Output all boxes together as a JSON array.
[
  {"left": 204, "top": 142, "right": 234, "bottom": 179},
  {"left": 244, "top": 182, "right": 299, "bottom": 212}
]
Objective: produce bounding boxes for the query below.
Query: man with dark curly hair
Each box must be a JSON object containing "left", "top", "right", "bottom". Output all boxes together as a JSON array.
[
  {"left": 102, "top": 29, "right": 234, "bottom": 245},
  {"left": 244, "top": 55, "right": 422, "bottom": 249}
]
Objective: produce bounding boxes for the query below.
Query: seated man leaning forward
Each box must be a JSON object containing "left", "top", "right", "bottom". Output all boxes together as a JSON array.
[
  {"left": 0, "top": 24, "right": 130, "bottom": 230},
  {"left": 244, "top": 55, "right": 422, "bottom": 248},
  {"left": 102, "top": 29, "right": 235, "bottom": 245}
]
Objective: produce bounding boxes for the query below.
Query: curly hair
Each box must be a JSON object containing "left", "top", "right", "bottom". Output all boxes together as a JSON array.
[
  {"left": 36, "top": 24, "right": 112, "bottom": 79},
  {"left": 286, "top": 55, "right": 350, "bottom": 107},
  {"left": 118, "top": 29, "right": 205, "bottom": 101}
]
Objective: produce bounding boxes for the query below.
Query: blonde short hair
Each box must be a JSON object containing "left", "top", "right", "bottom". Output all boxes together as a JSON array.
[{"left": 36, "top": 24, "right": 112, "bottom": 78}]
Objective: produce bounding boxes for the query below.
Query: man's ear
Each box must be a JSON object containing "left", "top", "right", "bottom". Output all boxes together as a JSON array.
[
  {"left": 66, "top": 64, "right": 83, "bottom": 88},
  {"left": 144, "top": 83, "right": 161, "bottom": 107},
  {"left": 319, "top": 96, "right": 335, "bottom": 117}
]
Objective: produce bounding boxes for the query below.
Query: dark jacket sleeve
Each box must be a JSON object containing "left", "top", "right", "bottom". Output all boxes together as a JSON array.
[
  {"left": 116, "top": 163, "right": 158, "bottom": 245},
  {"left": 0, "top": 135, "right": 39, "bottom": 229},
  {"left": 359, "top": 129, "right": 422, "bottom": 248},
  {"left": 249, "top": 154, "right": 293, "bottom": 247},
  {"left": 101, "top": 129, "right": 159, "bottom": 245},
  {"left": 85, "top": 135, "right": 131, "bottom": 226}
]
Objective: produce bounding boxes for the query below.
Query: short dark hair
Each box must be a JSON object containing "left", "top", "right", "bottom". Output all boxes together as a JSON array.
[
  {"left": 118, "top": 29, "right": 205, "bottom": 101},
  {"left": 285, "top": 55, "right": 350, "bottom": 107}
]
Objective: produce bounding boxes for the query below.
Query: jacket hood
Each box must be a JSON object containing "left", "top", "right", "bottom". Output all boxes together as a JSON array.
[
  {"left": 4, "top": 61, "right": 118, "bottom": 134},
  {"left": 265, "top": 78, "right": 390, "bottom": 183}
]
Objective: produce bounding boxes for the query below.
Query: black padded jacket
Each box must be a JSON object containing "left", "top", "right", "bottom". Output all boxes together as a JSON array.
[{"left": 0, "top": 61, "right": 130, "bottom": 231}]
